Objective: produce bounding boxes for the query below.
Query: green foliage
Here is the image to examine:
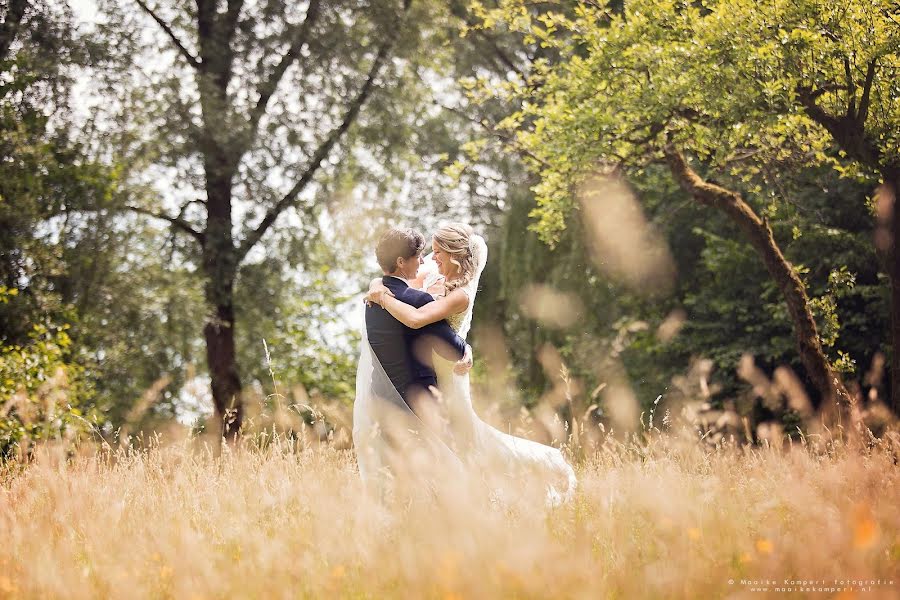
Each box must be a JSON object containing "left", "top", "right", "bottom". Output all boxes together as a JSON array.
[
  {"left": 0, "top": 290, "right": 101, "bottom": 456},
  {"left": 466, "top": 0, "right": 897, "bottom": 243},
  {"left": 490, "top": 160, "right": 886, "bottom": 415},
  {"left": 448, "top": 0, "right": 894, "bottom": 423},
  {"left": 0, "top": 0, "right": 205, "bottom": 433},
  {"left": 78, "top": 239, "right": 207, "bottom": 427},
  {"left": 236, "top": 255, "right": 359, "bottom": 406}
]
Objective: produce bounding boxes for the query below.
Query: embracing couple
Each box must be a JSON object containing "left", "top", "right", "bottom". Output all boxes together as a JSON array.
[{"left": 352, "top": 223, "right": 576, "bottom": 507}]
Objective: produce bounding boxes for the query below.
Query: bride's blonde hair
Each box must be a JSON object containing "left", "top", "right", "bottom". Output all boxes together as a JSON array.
[{"left": 433, "top": 222, "right": 477, "bottom": 292}]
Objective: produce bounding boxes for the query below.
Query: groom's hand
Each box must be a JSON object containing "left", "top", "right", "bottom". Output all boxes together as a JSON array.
[{"left": 453, "top": 344, "right": 473, "bottom": 375}]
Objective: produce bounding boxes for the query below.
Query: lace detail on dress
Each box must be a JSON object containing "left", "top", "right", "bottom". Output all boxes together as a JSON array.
[
  {"left": 449, "top": 282, "right": 476, "bottom": 339},
  {"left": 446, "top": 309, "right": 466, "bottom": 333}
]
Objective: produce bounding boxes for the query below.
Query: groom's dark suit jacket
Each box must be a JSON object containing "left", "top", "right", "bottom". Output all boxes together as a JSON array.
[{"left": 366, "top": 276, "right": 467, "bottom": 408}]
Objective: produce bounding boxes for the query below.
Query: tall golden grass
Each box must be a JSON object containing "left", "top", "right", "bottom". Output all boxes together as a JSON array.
[{"left": 1, "top": 413, "right": 898, "bottom": 599}]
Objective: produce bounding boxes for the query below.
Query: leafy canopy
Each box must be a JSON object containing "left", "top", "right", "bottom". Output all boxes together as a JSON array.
[{"left": 466, "top": 0, "right": 899, "bottom": 244}]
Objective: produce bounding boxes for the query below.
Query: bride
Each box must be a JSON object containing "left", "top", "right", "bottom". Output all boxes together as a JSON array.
[{"left": 363, "top": 223, "right": 577, "bottom": 506}]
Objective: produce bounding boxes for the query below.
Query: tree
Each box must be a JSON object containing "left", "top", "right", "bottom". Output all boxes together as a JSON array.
[
  {"left": 1, "top": 0, "right": 94, "bottom": 341},
  {"left": 92, "top": 0, "right": 425, "bottom": 434},
  {"left": 460, "top": 0, "right": 897, "bottom": 413},
  {"left": 0, "top": 0, "right": 118, "bottom": 451},
  {"left": 699, "top": 0, "right": 900, "bottom": 412},
  {"left": 0, "top": 0, "right": 119, "bottom": 346}
]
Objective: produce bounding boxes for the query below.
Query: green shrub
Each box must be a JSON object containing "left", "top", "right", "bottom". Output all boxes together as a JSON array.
[{"left": 0, "top": 287, "right": 99, "bottom": 457}]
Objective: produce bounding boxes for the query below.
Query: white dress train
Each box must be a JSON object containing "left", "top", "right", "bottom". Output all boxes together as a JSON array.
[{"left": 426, "top": 236, "right": 577, "bottom": 507}]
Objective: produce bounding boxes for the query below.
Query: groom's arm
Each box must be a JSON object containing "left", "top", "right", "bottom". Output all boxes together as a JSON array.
[{"left": 399, "top": 288, "right": 467, "bottom": 361}]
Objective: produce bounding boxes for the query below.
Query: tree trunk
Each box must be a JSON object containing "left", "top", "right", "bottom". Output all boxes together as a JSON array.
[
  {"left": 202, "top": 159, "right": 242, "bottom": 436},
  {"left": 204, "top": 294, "right": 242, "bottom": 437},
  {"left": 665, "top": 147, "right": 850, "bottom": 413},
  {"left": 797, "top": 85, "right": 895, "bottom": 416},
  {"left": 194, "top": 2, "right": 244, "bottom": 437}
]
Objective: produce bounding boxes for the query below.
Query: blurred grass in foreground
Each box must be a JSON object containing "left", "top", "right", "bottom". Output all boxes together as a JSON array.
[{"left": 1, "top": 419, "right": 898, "bottom": 599}]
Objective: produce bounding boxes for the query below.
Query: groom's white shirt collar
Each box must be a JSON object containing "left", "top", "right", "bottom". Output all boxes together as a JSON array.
[{"left": 384, "top": 275, "right": 408, "bottom": 285}]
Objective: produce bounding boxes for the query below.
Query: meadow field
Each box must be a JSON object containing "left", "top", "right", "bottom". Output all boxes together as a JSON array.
[{"left": 2, "top": 417, "right": 898, "bottom": 600}]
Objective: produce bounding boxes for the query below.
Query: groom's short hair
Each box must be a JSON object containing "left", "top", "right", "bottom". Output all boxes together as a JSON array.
[{"left": 376, "top": 227, "right": 425, "bottom": 273}]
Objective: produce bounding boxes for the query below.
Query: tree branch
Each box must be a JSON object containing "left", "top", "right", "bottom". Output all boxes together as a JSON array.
[
  {"left": 621, "top": 120, "right": 666, "bottom": 147},
  {"left": 843, "top": 55, "right": 856, "bottom": 118},
  {"left": 663, "top": 145, "right": 736, "bottom": 209},
  {"left": 806, "top": 83, "right": 848, "bottom": 101},
  {"left": 135, "top": 0, "right": 201, "bottom": 69},
  {"left": 797, "top": 85, "right": 882, "bottom": 169},
  {"left": 797, "top": 87, "right": 842, "bottom": 131},
  {"left": 237, "top": 0, "right": 411, "bottom": 260},
  {"left": 195, "top": 0, "right": 213, "bottom": 56},
  {"left": 125, "top": 204, "right": 205, "bottom": 245},
  {"left": 857, "top": 57, "right": 877, "bottom": 125},
  {"left": 473, "top": 29, "right": 526, "bottom": 79},
  {"left": 664, "top": 143, "right": 850, "bottom": 408},
  {"left": 433, "top": 98, "right": 551, "bottom": 168},
  {"left": 246, "top": 0, "right": 322, "bottom": 145}
]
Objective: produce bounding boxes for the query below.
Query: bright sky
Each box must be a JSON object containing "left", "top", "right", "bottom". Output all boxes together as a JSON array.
[{"left": 69, "top": 0, "right": 99, "bottom": 24}]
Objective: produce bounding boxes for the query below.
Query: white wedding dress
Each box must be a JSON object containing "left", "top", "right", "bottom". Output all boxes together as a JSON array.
[
  {"left": 424, "top": 236, "right": 577, "bottom": 507},
  {"left": 353, "top": 235, "right": 577, "bottom": 507}
]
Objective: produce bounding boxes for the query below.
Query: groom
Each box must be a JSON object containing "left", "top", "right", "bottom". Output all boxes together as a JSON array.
[{"left": 366, "top": 227, "right": 472, "bottom": 417}]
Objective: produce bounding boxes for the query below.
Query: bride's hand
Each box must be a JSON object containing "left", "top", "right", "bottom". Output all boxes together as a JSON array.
[
  {"left": 409, "top": 270, "right": 427, "bottom": 290},
  {"left": 453, "top": 344, "right": 473, "bottom": 375},
  {"left": 364, "top": 282, "right": 394, "bottom": 307}
]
